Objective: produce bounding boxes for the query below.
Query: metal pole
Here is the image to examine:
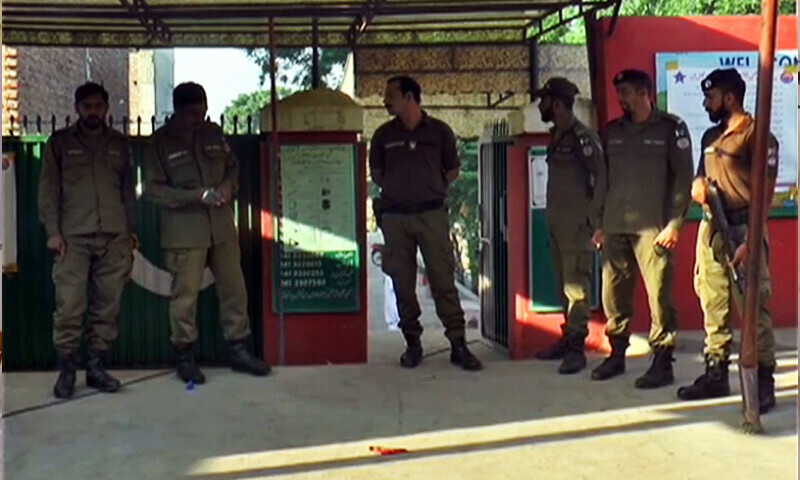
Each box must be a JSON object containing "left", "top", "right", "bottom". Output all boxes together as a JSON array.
[
  {"left": 528, "top": 37, "right": 538, "bottom": 103},
  {"left": 311, "top": 17, "right": 320, "bottom": 89},
  {"left": 268, "top": 16, "right": 285, "bottom": 366},
  {"left": 739, "top": 0, "right": 778, "bottom": 434}
]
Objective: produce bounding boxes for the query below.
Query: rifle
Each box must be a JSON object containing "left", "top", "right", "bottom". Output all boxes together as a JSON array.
[{"left": 705, "top": 181, "right": 746, "bottom": 294}]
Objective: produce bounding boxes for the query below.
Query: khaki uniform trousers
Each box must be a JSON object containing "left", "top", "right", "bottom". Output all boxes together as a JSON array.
[
  {"left": 164, "top": 240, "right": 251, "bottom": 347},
  {"left": 549, "top": 223, "right": 594, "bottom": 338},
  {"left": 601, "top": 229, "right": 677, "bottom": 348},
  {"left": 52, "top": 233, "right": 132, "bottom": 355},
  {"left": 694, "top": 219, "right": 775, "bottom": 367},
  {"left": 380, "top": 207, "right": 465, "bottom": 341}
]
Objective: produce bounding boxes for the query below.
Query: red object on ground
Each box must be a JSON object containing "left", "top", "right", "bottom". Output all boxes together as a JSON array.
[{"left": 369, "top": 446, "right": 410, "bottom": 456}]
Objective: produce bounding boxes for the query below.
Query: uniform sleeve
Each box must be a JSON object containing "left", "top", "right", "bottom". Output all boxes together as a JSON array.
[
  {"left": 142, "top": 137, "right": 201, "bottom": 208},
  {"left": 697, "top": 130, "right": 712, "bottom": 177},
  {"left": 37, "top": 138, "right": 62, "bottom": 237},
  {"left": 577, "top": 131, "right": 606, "bottom": 230},
  {"left": 368, "top": 129, "right": 385, "bottom": 181},
  {"left": 120, "top": 139, "right": 138, "bottom": 233},
  {"left": 219, "top": 137, "right": 240, "bottom": 195},
  {"left": 665, "top": 119, "right": 694, "bottom": 230},
  {"left": 441, "top": 123, "right": 460, "bottom": 171}
]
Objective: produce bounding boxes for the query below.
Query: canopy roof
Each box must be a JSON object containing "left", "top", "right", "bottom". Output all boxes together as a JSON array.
[{"left": 2, "top": 0, "right": 620, "bottom": 47}]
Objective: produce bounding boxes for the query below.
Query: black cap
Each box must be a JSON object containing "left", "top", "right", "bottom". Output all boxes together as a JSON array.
[
  {"left": 613, "top": 69, "right": 652, "bottom": 87},
  {"left": 701, "top": 68, "right": 745, "bottom": 93},
  {"left": 533, "top": 77, "right": 580, "bottom": 100}
]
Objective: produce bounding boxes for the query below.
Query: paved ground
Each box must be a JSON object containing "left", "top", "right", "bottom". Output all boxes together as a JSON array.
[{"left": 1, "top": 232, "right": 796, "bottom": 480}]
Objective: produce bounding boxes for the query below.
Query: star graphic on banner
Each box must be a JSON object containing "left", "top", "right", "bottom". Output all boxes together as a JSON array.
[{"left": 674, "top": 71, "right": 686, "bottom": 84}]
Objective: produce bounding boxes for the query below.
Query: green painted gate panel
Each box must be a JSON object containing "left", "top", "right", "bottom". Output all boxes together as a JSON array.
[{"left": 2, "top": 134, "right": 264, "bottom": 370}]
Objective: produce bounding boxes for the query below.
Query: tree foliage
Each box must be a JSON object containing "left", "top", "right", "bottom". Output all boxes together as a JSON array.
[
  {"left": 244, "top": 47, "right": 349, "bottom": 90},
  {"left": 537, "top": 0, "right": 797, "bottom": 44},
  {"left": 221, "top": 87, "right": 293, "bottom": 134}
]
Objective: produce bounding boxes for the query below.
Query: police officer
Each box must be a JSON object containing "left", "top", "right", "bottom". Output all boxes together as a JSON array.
[
  {"left": 532, "top": 78, "right": 605, "bottom": 374},
  {"left": 592, "top": 70, "right": 693, "bottom": 388},
  {"left": 38, "top": 82, "right": 136, "bottom": 398},
  {"left": 144, "top": 82, "right": 269, "bottom": 384},
  {"left": 677, "top": 68, "right": 778, "bottom": 413},
  {"left": 370, "top": 75, "right": 481, "bottom": 371}
]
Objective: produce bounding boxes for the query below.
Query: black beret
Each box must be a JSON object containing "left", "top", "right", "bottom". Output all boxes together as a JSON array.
[
  {"left": 533, "top": 77, "right": 580, "bottom": 100},
  {"left": 701, "top": 68, "right": 745, "bottom": 93},
  {"left": 613, "top": 69, "right": 652, "bottom": 87}
]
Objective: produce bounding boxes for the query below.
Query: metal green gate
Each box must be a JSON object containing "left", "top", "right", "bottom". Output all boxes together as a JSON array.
[
  {"left": 1, "top": 134, "right": 264, "bottom": 370},
  {"left": 478, "top": 121, "right": 511, "bottom": 347}
]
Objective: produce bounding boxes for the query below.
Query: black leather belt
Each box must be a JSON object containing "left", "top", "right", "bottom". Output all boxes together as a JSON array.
[{"left": 383, "top": 200, "right": 445, "bottom": 215}]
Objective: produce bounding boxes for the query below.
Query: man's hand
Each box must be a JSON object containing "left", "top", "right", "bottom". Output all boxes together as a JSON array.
[
  {"left": 218, "top": 185, "right": 233, "bottom": 205},
  {"left": 654, "top": 226, "right": 679, "bottom": 251},
  {"left": 731, "top": 244, "right": 748, "bottom": 268},
  {"left": 691, "top": 177, "right": 708, "bottom": 205},
  {"left": 201, "top": 188, "right": 223, "bottom": 207},
  {"left": 591, "top": 229, "right": 604, "bottom": 250},
  {"left": 46, "top": 235, "right": 66, "bottom": 260}
]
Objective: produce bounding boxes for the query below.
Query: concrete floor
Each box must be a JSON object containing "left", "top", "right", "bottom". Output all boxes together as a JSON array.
[
  {"left": 2, "top": 325, "right": 797, "bottom": 480},
  {"left": 1, "top": 233, "right": 797, "bottom": 479}
]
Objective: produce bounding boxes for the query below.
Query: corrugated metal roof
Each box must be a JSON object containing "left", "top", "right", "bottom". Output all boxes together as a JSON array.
[{"left": 2, "top": 0, "right": 618, "bottom": 47}]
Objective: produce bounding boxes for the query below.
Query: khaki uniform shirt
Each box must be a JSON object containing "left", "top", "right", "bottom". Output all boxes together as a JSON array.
[
  {"left": 38, "top": 124, "right": 136, "bottom": 238},
  {"left": 601, "top": 109, "right": 693, "bottom": 234},
  {"left": 699, "top": 114, "right": 779, "bottom": 211},
  {"left": 144, "top": 121, "right": 238, "bottom": 249},
  {"left": 546, "top": 119, "right": 606, "bottom": 229},
  {"left": 369, "top": 112, "right": 460, "bottom": 206}
]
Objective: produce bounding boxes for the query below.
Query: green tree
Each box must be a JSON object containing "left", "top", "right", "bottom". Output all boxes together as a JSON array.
[
  {"left": 244, "top": 48, "right": 349, "bottom": 90},
  {"left": 448, "top": 139, "right": 480, "bottom": 292},
  {"left": 536, "top": 0, "right": 797, "bottom": 44},
  {"left": 221, "top": 87, "right": 294, "bottom": 134}
]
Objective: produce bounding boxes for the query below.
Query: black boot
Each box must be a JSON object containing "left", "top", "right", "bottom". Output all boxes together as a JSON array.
[
  {"left": 400, "top": 335, "right": 423, "bottom": 368},
  {"left": 53, "top": 352, "right": 80, "bottom": 399},
  {"left": 174, "top": 344, "right": 206, "bottom": 384},
  {"left": 591, "top": 336, "right": 628, "bottom": 381},
  {"left": 450, "top": 337, "right": 482, "bottom": 371},
  {"left": 229, "top": 340, "right": 271, "bottom": 376},
  {"left": 86, "top": 349, "right": 121, "bottom": 393},
  {"left": 558, "top": 336, "right": 587, "bottom": 375},
  {"left": 677, "top": 358, "right": 730, "bottom": 400},
  {"left": 535, "top": 337, "right": 569, "bottom": 361},
  {"left": 635, "top": 348, "right": 674, "bottom": 389},
  {"left": 758, "top": 364, "right": 776, "bottom": 414}
]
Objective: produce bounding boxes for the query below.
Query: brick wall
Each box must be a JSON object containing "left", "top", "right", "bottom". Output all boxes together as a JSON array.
[{"left": 16, "top": 47, "right": 129, "bottom": 131}]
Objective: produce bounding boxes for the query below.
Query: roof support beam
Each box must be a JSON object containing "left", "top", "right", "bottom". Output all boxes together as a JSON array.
[
  {"left": 346, "top": 0, "right": 386, "bottom": 49},
  {"left": 118, "top": 0, "right": 171, "bottom": 43}
]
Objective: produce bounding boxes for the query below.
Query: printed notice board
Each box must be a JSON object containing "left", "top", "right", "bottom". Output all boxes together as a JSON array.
[
  {"left": 656, "top": 51, "right": 798, "bottom": 196},
  {"left": 273, "top": 143, "right": 360, "bottom": 313}
]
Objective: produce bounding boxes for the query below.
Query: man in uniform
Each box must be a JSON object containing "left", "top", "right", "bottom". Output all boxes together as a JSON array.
[
  {"left": 677, "top": 68, "right": 778, "bottom": 413},
  {"left": 370, "top": 75, "right": 481, "bottom": 371},
  {"left": 592, "top": 70, "right": 693, "bottom": 388},
  {"left": 531, "top": 78, "right": 605, "bottom": 374},
  {"left": 38, "top": 82, "right": 136, "bottom": 398},
  {"left": 144, "top": 82, "right": 269, "bottom": 384}
]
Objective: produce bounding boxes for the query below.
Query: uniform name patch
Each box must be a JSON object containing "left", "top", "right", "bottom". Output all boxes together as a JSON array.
[
  {"left": 67, "top": 149, "right": 84, "bottom": 155},
  {"left": 643, "top": 139, "right": 666, "bottom": 146},
  {"left": 167, "top": 150, "right": 189, "bottom": 160},
  {"left": 385, "top": 141, "right": 404, "bottom": 150}
]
